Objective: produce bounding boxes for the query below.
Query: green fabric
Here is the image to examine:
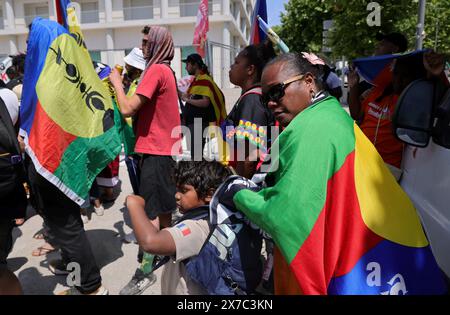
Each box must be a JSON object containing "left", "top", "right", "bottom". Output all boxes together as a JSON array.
[
  {"left": 54, "top": 125, "right": 121, "bottom": 203},
  {"left": 234, "top": 97, "right": 355, "bottom": 263}
]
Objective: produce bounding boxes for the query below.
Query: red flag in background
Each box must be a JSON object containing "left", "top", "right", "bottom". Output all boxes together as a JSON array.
[{"left": 193, "top": 0, "right": 209, "bottom": 57}]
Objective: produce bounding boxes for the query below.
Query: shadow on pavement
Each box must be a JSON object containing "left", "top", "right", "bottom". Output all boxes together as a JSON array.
[
  {"left": 7, "top": 257, "right": 28, "bottom": 272},
  {"left": 118, "top": 206, "right": 133, "bottom": 229},
  {"left": 86, "top": 229, "right": 123, "bottom": 269},
  {"left": 18, "top": 267, "right": 66, "bottom": 295}
]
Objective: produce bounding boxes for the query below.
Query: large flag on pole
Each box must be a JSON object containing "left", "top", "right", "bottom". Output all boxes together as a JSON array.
[
  {"left": 250, "top": 0, "right": 267, "bottom": 44},
  {"left": 20, "top": 18, "right": 122, "bottom": 206},
  {"left": 257, "top": 16, "right": 290, "bottom": 53},
  {"left": 193, "top": 0, "right": 209, "bottom": 57}
]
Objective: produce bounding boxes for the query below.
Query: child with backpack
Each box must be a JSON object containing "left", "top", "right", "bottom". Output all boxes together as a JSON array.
[{"left": 125, "top": 160, "right": 263, "bottom": 295}]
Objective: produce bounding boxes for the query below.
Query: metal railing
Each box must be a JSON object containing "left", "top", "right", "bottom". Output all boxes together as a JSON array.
[
  {"left": 25, "top": 14, "right": 49, "bottom": 26},
  {"left": 179, "top": 1, "right": 214, "bottom": 17},
  {"left": 123, "top": 5, "right": 154, "bottom": 20},
  {"left": 81, "top": 9, "right": 99, "bottom": 24}
]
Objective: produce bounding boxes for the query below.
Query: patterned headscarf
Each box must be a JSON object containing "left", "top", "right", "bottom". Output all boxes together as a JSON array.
[{"left": 142, "top": 26, "right": 175, "bottom": 69}]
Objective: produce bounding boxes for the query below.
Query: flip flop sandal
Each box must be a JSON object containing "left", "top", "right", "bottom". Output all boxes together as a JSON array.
[
  {"left": 33, "top": 232, "right": 45, "bottom": 240},
  {"left": 32, "top": 246, "right": 57, "bottom": 257}
]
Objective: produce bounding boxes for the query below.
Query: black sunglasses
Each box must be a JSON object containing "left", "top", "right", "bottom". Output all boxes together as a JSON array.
[{"left": 262, "top": 75, "right": 304, "bottom": 106}]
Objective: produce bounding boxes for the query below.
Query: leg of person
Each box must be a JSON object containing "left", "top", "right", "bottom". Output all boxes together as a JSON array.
[
  {"left": 120, "top": 155, "right": 176, "bottom": 295},
  {"left": 0, "top": 219, "right": 22, "bottom": 295},
  {"left": 90, "top": 181, "right": 104, "bottom": 216},
  {"left": 32, "top": 218, "right": 58, "bottom": 257},
  {"left": 45, "top": 204, "right": 106, "bottom": 295},
  {"left": 27, "top": 163, "right": 106, "bottom": 295},
  {"left": 125, "top": 155, "right": 141, "bottom": 195}
]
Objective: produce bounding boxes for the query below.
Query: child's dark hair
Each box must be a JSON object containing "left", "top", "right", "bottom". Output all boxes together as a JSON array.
[
  {"left": 266, "top": 53, "right": 325, "bottom": 90},
  {"left": 240, "top": 39, "right": 276, "bottom": 82},
  {"left": 173, "top": 161, "right": 232, "bottom": 199}
]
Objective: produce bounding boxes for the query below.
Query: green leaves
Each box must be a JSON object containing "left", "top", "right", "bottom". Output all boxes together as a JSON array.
[{"left": 277, "top": 0, "right": 450, "bottom": 59}]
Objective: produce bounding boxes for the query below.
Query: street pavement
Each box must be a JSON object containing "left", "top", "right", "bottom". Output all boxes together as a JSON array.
[{"left": 8, "top": 156, "right": 163, "bottom": 295}]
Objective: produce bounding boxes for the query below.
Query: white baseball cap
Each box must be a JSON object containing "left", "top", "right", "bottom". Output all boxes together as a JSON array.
[{"left": 123, "top": 47, "right": 146, "bottom": 71}]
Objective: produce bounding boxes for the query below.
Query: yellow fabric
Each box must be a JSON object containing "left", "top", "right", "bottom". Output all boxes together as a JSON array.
[
  {"left": 36, "top": 34, "right": 113, "bottom": 138},
  {"left": 188, "top": 74, "right": 226, "bottom": 124},
  {"left": 124, "top": 79, "right": 139, "bottom": 127},
  {"left": 354, "top": 125, "right": 429, "bottom": 248}
]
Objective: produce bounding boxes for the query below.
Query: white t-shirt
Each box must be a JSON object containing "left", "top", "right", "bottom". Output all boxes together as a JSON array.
[
  {"left": 0, "top": 88, "right": 19, "bottom": 125},
  {"left": 161, "top": 219, "right": 211, "bottom": 295}
]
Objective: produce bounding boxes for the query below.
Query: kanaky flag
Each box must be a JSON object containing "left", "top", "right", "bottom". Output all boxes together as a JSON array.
[
  {"left": 20, "top": 18, "right": 122, "bottom": 206},
  {"left": 250, "top": 0, "right": 267, "bottom": 45},
  {"left": 193, "top": 0, "right": 209, "bottom": 57},
  {"left": 55, "top": 0, "right": 71, "bottom": 29},
  {"left": 353, "top": 50, "right": 426, "bottom": 88},
  {"left": 235, "top": 96, "right": 447, "bottom": 295}
]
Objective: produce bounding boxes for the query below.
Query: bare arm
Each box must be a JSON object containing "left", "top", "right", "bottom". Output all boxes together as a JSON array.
[
  {"left": 109, "top": 68, "right": 148, "bottom": 117},
  {"left": 126, "top": 195, "right": 176, "bottom": 256},
  {"left": 347, "top": 69, "right": 364, "bottom": 121}
]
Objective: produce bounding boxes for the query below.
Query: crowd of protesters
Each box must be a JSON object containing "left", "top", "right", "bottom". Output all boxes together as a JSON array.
[{"left": 0, "top": 20, "right": 448, "bottom": 296}]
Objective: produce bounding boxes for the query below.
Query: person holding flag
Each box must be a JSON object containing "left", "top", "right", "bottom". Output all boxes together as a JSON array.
[
  {"left": 109, "top": 25, "right": 181, "bottom": 295},
  {"left": 20, "top": 17, "right": 121, "bottom": 295}
]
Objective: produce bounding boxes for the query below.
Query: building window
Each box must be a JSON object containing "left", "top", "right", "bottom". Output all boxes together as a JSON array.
[
  {"left": 0, "top": 9, "right": 4, "bottom": 29},
  {"left": 179, "top": 0, "right": 213, "bottom": 17},
  {"left": 123, "top": 0, "right": 154, "bottom": 20},
  {"left": 240, "top": 17, "right": 246, "bottom": 34},
  {"left": 24, "top": 4, "right": 49, "bottom": 26},
  {"left": 81, "top": 2, "right": 99, "bottom": 24}
]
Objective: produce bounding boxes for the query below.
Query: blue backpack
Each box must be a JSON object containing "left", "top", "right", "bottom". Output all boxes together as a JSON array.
[
  {"left": 184, "top": 208, "right": 263, "bottom": 295},
  {"left": 155, "top": 202, "right": 262, "bottom": 295},
  {"left": 153, "top": 177, "right": 264, "bottom": 295}
]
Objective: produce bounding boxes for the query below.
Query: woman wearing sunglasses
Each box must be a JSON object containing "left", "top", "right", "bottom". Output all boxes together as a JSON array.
[
  {"left": 225, "top": 41, "right": 276, "bottom": 179},
  {"left": 231, "top": 53, "right": 446, "bottom": 295}
]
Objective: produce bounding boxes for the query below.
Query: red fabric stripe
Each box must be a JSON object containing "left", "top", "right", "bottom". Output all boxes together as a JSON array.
[
  {"left": 289, "top": 151, "right": 383, "bottom": 295},
  {"left": 29, "top": 101, "right": 77, "bottom": 173},
  {"left": 373, "top": 61, "right": 394, "bottom": 88},
  {"left": 55, "top": 0, "right": 64, "bottom": 25},
  {"left": 251, "top": 22, "right": 261, "bottom": 44},
  {"left": 190, "top": 79, "right": 225, "bottom": 124}
]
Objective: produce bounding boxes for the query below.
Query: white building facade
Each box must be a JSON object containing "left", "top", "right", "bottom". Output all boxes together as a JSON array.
[{"left": 0, "top": 0, "right": 255, "bottom": 88}]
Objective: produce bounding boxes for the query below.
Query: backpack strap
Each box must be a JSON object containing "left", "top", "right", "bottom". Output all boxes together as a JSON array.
[
  {"left": 0, "top": 92, "right": 20, "bottom": 156},
  {"left": 238, "top": 87, "right": 262, "bottom": 102}
]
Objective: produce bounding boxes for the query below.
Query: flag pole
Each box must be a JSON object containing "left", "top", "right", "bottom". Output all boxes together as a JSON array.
[{"left": 257, "top": 16, "right": 290, "bottom": 53}]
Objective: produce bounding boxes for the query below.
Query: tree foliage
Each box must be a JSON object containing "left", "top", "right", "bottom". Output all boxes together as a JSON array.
[{"left": 278, "top": 0, "right": 450, "bottom": 60}]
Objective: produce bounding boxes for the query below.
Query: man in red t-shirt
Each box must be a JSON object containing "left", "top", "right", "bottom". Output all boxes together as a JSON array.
[{"left": 110, "top": 25, "right": 181, "bottom": 295}]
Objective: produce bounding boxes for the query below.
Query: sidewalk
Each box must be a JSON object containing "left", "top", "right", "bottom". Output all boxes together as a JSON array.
[{"left": 8, "top": 156, "right": 162, "bottom": 295}]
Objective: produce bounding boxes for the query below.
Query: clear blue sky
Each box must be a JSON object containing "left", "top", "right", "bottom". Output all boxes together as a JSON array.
[{"left": 267, "top": 0, "right": 288, "bottom": 26}]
